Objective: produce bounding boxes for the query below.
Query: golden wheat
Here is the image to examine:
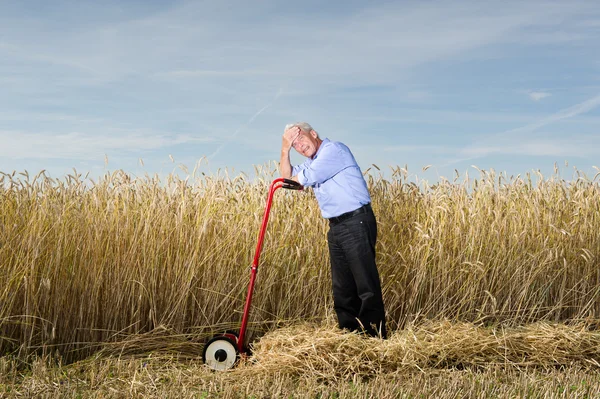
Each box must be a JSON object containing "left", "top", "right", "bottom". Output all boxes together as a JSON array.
[{"left": 1, "top": 165, "right": 599, "bottom": 365}]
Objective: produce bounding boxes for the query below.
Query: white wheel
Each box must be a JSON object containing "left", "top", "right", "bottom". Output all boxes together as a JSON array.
[{"left": 202, "top": 336, "right": 238, "bottom": 371}]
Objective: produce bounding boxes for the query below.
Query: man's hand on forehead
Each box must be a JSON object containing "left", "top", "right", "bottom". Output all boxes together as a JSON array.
[{"left": 283, "top": 126, "right": 301, "bottom": 146}]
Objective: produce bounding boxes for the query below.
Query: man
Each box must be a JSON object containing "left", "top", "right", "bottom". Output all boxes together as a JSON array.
[{"left": 279, "top": 122, "right": 387, "bottom": 338}]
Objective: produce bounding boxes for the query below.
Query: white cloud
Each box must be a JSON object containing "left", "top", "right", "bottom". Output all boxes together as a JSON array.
[
  {"left": 2, "top": 1, "right": 597, "bottom": 88},
  {"left": 1, "top": 0, "right": 599, "bottom": 178},
  {"left": 404, "top": 91, "right": 432, "bottom": 103},
  {"left": 460, "top": 93, "right": 600, "bottom": 153},
  {"left": 529, "top": 91, "right": 552, "bottom": 101},
  {"left": 461, "top": 136, "right": 600, "bottom": 158},
  {"left": 0, "top": 130, "right": 214, "bottom": 160},
  {"left": 157, "top": 69, "right": 269, "bottom": 79},
  {"left": 383, "top": 145, "right": 453, "bottom": 155}
]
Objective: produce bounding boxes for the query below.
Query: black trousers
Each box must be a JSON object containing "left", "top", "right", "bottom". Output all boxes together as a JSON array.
[{"left": 327, "top": 204, "right": 387, "bottom": 338}]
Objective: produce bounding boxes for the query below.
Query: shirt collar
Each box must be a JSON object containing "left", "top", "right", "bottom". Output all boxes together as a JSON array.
[{"left": 312, "top": 138, "right": 329, "bottom": 160}]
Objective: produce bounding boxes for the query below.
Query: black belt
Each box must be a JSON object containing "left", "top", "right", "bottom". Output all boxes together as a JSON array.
[{"left": 328, "top": 203, "right": 372, "bottom": 225}]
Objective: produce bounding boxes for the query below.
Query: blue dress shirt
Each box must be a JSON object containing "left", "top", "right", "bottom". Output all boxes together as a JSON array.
[{"left": 292, "top": 138, "right": 371, "bottom": 219}]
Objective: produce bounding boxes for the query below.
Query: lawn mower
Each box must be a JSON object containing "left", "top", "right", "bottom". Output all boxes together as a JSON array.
[{"left": 202, "top": 177, "right": 303, "bottom": 370}]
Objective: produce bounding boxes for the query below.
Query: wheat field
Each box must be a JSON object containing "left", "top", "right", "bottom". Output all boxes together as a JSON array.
[{"left": 1, "top": 164, "right": 600, "bottom": 397}]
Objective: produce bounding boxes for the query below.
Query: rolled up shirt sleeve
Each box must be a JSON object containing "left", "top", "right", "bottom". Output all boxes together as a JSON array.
[
  {"left": 296, "top": 143, "right": 349, "bottom": 187},
  {"left": 291, "top": 162, "right": 307, "bottom": 179}
]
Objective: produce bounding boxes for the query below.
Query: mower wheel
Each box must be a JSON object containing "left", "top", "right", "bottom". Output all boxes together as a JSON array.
[{"left": 202, "top": 335, "right": 238, "bottom": 371}]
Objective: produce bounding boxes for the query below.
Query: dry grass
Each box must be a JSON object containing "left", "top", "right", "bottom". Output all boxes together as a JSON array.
[
  {"left": 1, "top": 163, "right": 600, "bottom": 392},
  {"left": 247, "top": 320, "right": 600, "bottom": 378},
  {"left": 6, "top": 355, "right": 600, "bottom": 398},
  {"left": 2, "top": 321, "right": 600, "bottom": 398}
]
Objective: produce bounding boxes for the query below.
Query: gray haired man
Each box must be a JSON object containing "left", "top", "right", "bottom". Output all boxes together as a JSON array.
[{"left": 280, "top": 122, "right": 386, "bottom": 338}]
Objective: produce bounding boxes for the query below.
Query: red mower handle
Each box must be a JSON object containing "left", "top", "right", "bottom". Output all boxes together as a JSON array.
[
  {"left": 236, "top": 177, "right": 303, "bottom": 352},
  {"left": 204, "top": 177, "right": 305, "bottom": 370}
]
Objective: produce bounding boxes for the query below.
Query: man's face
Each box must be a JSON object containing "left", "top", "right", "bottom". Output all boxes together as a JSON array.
[{"left": 292, "top": 128, "right": 320, "bottom": 158}]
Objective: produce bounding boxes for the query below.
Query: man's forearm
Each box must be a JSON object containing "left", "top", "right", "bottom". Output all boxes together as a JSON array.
[{"left": 279, "top": 148, "right": 292, "bottom": 178}]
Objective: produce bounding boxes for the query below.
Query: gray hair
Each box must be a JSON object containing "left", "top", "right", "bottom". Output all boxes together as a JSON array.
[{"left": 285, "top": 122, "right": 318, "bottom": 137}]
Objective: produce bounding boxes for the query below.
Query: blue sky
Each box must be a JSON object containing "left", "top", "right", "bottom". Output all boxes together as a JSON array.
[{"left": 1, "top": 0, "right": 599, "bottom": 183}]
